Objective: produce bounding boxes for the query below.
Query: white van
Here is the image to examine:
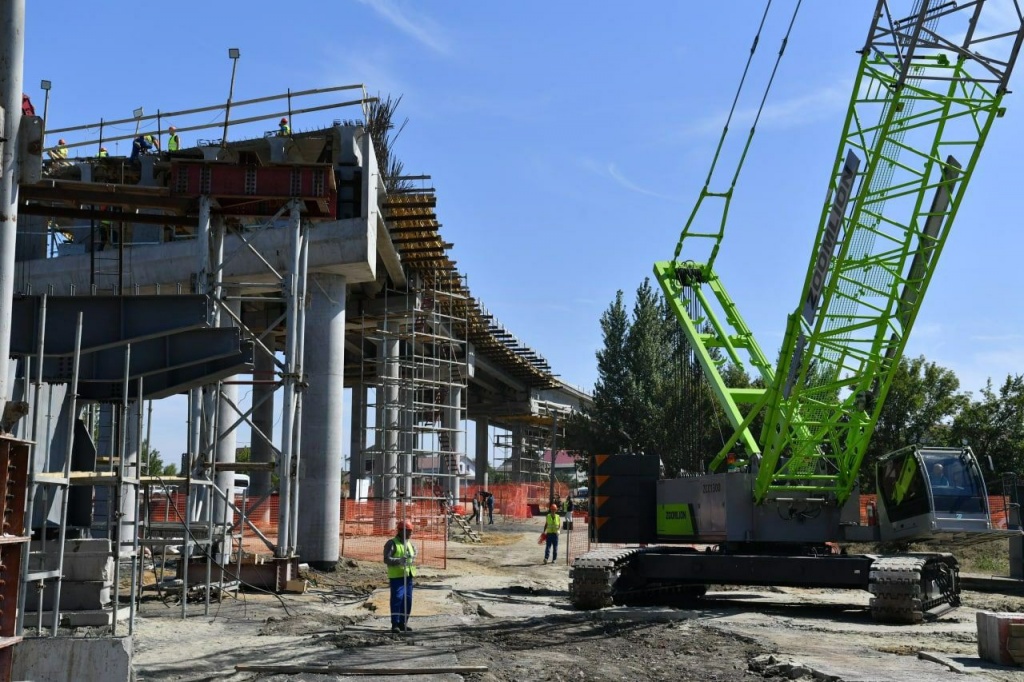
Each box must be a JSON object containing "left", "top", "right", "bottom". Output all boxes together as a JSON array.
[{"left": 233, "top": 474, "right": 250, "bottom": 496}]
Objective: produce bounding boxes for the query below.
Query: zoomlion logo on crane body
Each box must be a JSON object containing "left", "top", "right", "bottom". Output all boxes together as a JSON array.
[{"left": 784, "top": 150, "right": 860, "bottom": 398}]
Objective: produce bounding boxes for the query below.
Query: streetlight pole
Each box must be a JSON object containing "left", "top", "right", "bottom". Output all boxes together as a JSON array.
[
  {"left": 222, "top": 48, "right": 240, "bottom": 147},
  {"left": 0, "top": 0, "right": 27, "bottom": 416},
  {"left": 40, "top": 79, "right": 51, "bottom": 143}
]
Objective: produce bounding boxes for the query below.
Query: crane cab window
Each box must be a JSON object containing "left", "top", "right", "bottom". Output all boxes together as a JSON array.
[{"left": 920, "top": 452, "right": 986, "bottom": 515}]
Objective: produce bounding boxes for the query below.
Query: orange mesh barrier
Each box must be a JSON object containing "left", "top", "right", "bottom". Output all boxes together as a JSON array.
[
  {"left": 856, "top": 493, "right": 1012, "bottom": 529},
  {"left": 340, "top": 499, "right": 447, "bottom": 569}
]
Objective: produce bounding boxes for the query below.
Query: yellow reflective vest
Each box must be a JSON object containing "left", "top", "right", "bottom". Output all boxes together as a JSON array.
[
  {"left": 385, "top": 538, "right": 416, "bottom": 579},
  {"left": 168, "top": 133, "right": 180, "bottom": 152},
  {"left": 544, "top": 513, "right": 560, "bottom": 534}
]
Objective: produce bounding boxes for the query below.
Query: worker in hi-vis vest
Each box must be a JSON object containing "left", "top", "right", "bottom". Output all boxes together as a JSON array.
[
  {"left": 167, "top": 126, "right": 181, "bottom": 152},
  {"left": 542, "top": 503, "right": 561, "bottom": 564},
  {"left": 383, "top": 520, "right": 416, "bottom": 632}
]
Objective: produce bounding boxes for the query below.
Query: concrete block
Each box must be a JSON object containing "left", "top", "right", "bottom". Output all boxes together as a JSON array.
[
  {"left": 29, "top": 539, "right": 113, "bottom": 581},
  {"left": 977, "top": 611, "right": 1024, "bottom": 666},
  {"left": 24, "top": 581, "right": 111, "bottom": 611},
  {"left": 21, "top": 606, "right": 128, "bottom": 628},
  {"left": 12, "top": 636, "right": 132, "bottom": 682}
]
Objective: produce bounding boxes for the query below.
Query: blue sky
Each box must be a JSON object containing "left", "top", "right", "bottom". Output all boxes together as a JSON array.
[{"left": 21, "top": 1, "right": 1024, "bottom": 463}]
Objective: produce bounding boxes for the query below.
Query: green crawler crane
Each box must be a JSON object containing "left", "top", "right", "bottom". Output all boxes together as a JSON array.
[{"left": 572, "top": 0, "right": 1024, "bottom": 623}]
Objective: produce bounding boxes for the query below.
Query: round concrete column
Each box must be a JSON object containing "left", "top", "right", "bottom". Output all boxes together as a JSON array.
[{"left": 297, "top": 274, "right": 346, "bottom": 570}]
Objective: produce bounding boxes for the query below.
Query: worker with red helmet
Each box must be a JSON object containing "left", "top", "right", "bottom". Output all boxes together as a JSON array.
[
  {"left": 277, "top": 117, "right": 290, "bottom": 136},
  {"left": 383, "top": 519, "right": 416, "bottom": 632},
  {"left": 48, "top": 138, "right": 69, "bottom": 167},
  {"left": 542, "top": 503, "right": 561, "bottom": 564}
]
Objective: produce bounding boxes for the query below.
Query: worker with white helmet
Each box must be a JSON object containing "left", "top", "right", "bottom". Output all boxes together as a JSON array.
[{"left": 167, "top": 125, "right": 181, "bottom": 152}]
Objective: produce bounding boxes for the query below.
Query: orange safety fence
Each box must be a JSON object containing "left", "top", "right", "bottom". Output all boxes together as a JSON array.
[
  {"left": 858, "top": 494, "right": 1014, "bottom": 530},
  {"left": 141, "top": 482, "right": 602, "bottom": 572},
  {"left": 340, "top": 499, "right": 447, "bottom": 569},
  {"left": 460, "top": 482, "right": 574, "bottom": 520}
]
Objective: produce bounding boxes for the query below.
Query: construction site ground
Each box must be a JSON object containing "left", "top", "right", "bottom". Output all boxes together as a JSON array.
[{"left": 131, "top": 523, "right": 1024, "bottom": 682}]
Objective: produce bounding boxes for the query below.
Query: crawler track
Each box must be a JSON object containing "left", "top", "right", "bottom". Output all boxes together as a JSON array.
[{"left": 868, "top": 554, "right": 960, "bottom": 624}]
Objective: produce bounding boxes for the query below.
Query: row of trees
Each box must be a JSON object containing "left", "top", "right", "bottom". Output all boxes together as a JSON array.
[{"left": 566, "top": 279, "right": 1024, "bottom": 485}]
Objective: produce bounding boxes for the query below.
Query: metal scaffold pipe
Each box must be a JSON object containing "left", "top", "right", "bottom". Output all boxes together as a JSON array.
[
  {"left": 0, "top": 0, "right": 26, "bottom": 415},
  {"left": 276, "top": 200, "right": 302, "bottom": 556}
]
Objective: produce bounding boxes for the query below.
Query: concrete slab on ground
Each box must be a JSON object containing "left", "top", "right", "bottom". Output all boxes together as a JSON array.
[{"left": 13, "top": 636, "right": 132, "bottom": 682}]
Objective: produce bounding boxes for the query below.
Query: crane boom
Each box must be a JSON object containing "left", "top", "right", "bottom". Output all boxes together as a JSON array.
[{"left": 656, "top": 0, "right": 1024, "bottom": 505}]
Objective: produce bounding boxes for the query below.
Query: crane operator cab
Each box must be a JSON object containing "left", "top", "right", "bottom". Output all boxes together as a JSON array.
[{"left": 875, "top": 445, "right": 992, "bottom": 542}]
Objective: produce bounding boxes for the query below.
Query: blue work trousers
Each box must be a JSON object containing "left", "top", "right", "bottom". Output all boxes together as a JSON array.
[
  {"left": 545, "top": 532, "right": 559, "bottom": 562},
  {"left": 389, "top": 576, "right": 413, "bottom": 628}
]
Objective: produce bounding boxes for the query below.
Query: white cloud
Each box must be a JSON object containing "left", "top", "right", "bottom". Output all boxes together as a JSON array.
[
  {"left": 578, "top": 158, "right": 684, "bottom": 203},
  {"left": 679, "top": 80, "right": 851, "bottom": 140},
  {"left": 357, "top": 0, "right": 451, "bottom": 56}
]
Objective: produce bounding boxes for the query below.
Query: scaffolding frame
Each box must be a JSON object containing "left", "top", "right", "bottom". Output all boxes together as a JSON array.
[{"left": 358, "top": 269, "right": 469, "bottom": 519}]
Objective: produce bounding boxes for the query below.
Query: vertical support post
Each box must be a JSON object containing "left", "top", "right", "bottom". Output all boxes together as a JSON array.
[
  {"left": 288, "top": 220, "right": 309, "bottom": 556},
  {"left": 276, "top": 200, "right": 301, "bottom": 556},
  {"left": 348, "top": 384, "right": 365, "bottom": 500},
  {"left": 213, "top": 301, "right": 240, "bottom": 533},
  {"left": 382, "top": 324, "right": 399, "bottom": 530},
  {"left": 49, "top": 313, "right": 81, "bottom": 635},
  {"left": 250, "top": 345, "right": 275, "bottom": 499},
  {"left": 442, "top": 387, "right": 464, "bottom": 500},
  {"left": 0, "top": 0, "right": 26, "bottom": 413},
  {"left": 549, "top": 413, "right": 557, "bottom": 504},
  {"left": 475, "top": 418, "right": 489, "bottom": 486}
]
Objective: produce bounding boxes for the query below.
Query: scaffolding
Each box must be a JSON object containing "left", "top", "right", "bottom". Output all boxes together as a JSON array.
[{"left": 358, "top": 269, "right": 469, "bottom": 519}]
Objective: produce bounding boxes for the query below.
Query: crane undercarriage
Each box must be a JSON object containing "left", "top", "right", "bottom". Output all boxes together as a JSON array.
[{"left": 570, "top": 546, "right": 960, "bottom": 624}]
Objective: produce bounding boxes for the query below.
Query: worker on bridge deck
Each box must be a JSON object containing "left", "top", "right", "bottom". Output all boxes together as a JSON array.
[
  {"left": 130, "top": 134, "right": 159, "bottom": 162},
  {"left": 167, "top": 125, "right": 181, "bottom": 152},
  {"left": 278, "top": 117, "right": 290, "bottom": 136},
  {"left": 48, "top": 139, "right": 70, "bottom": 167}
]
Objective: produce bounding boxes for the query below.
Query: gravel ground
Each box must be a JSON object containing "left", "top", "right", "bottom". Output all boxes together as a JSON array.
[{"left": 129, "top": 525, "right": 1024, "bottom": 681}]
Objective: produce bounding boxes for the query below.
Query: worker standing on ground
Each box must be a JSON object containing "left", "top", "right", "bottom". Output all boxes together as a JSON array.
[
  {"left": 167, "top": 126, "right": 181, "bottom": 152},
  {"left": 383, "top": 520, "right": 416, "bottom": 633},
  {"left": 278, "top": 117, "right": 290, "bottom": 136},
  {"left": 484, "top": 490, "right": 494, "bottom": 525},
  {"left": 467, "top": 493, "right": 481, "bottom": 524},
  {"left": 542, "top": 503, "right": 561, "bottom": 564}
]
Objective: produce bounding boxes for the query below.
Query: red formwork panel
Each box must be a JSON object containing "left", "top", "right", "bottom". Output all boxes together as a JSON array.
[
  {"left": 170, "top": 162, "right": 338, "bottom": 219},
  {"left": 0, "top": 437, "right": 30, "bottom": 681}
]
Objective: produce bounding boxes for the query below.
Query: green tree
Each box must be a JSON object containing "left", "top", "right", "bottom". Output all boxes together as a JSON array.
[
  {"left": 624, "top": 278, "right": 670, "bottom": 457},
  {"left": 862, "top": 355, "right": 968, "bottom": 487},
  {"left": 140, "top": 440, "right": 179, "bottom": 476},
  {"left": 950, "top": 374, "right": 1024, "bottom": 476}
]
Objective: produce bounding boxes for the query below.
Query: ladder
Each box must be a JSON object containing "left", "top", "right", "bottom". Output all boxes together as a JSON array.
[{"left": 447, "top": 507, "right": 482, "bottom": 543}]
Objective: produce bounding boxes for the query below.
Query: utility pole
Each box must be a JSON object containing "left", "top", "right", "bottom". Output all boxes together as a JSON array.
[{"left": 0, "top": 0, "right": 26, "bottom": 417}]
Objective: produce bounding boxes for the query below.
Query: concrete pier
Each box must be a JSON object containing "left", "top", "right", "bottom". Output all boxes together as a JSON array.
[{"left": 297, "top": 274, "right": 347, "bottom": 570}]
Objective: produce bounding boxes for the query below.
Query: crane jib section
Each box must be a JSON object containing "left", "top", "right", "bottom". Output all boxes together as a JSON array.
[{"left": 659, "top": 1, "right": 1024, "bottom": 508}]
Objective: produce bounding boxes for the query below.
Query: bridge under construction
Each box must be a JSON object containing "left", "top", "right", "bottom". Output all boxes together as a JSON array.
[{"left": 0, "top": 28, "right": 589, "bottom": 670}]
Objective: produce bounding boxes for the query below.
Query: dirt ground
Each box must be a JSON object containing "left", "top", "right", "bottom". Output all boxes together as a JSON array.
[{"left": 129, "top": 524, "right": 1024, "bottom": 681}]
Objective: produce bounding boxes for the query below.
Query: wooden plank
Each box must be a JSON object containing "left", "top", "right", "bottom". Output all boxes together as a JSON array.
[{"left": 235, "top": 664, "right": 488, "bottom": 675}]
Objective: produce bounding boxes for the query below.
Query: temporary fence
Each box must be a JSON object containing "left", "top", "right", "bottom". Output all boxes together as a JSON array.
[
  {"left": 141, "top": 468, "right": 587, "bottom": 575},
  {"left": 858, "top": 494, "right": 1014, "bottom": 530}
]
